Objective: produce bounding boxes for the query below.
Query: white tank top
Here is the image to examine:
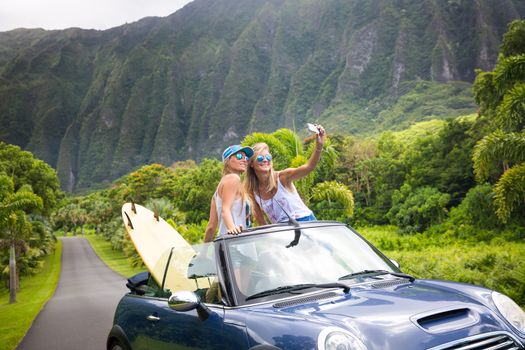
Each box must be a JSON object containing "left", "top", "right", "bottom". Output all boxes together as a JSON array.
[
  {"left": 254, "top": 176, "right": 312, "bottom": 224},
  {"left": 214, "top": 192, "right": 248, "bottom": 236}
]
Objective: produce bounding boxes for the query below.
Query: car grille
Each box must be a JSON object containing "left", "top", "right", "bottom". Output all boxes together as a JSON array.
[
  {"left": 428, "top": 331, "right": 523, "bottom": 350},
  {"left": 273, "top": 292, "right": 338, "bottom": 308}
]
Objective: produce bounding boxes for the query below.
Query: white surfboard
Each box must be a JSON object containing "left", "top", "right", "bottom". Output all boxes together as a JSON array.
[{"left": 121, "top": 203, "right": 210, "bottom": 292}]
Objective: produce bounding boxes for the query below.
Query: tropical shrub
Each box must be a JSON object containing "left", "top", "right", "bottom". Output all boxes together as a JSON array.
[{"left": 387, "top": 184, "right": 450, "bottom": 233}]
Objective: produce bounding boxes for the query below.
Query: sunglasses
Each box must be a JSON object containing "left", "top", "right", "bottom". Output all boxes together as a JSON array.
[
  {"left": 256, "top": 154, "right": 273, "bottom": 163},
  {"left": 234, "top": 153, "right": 249, "bottom": 161}
]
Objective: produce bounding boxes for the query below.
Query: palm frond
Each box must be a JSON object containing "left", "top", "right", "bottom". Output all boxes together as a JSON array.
[
  {"left": 494, "top": 54, "right": 525, "bottom": 94},
  {"left": 0, "top": 192, "right": 42, "bottom": 214},
  {"left": 496, "top": 82, "right": 525, "bottom": 132},
  {"left": 272, "top": 128, "right": 304, "bottom": 158},
  {"left": 473, "top": 70, "right": 500, "bottom": 115},
  {"left": 0, "top": 174, "right": 15, "bottom": 199},
  {"left": 311, "top": 181, "right": 354, "bottom": 217},
  {"left": 494, "top": 162, "right": 525, "bottom": 222},
  {"left": 473, "top": 130, "right": 525, "bottom": 182}
]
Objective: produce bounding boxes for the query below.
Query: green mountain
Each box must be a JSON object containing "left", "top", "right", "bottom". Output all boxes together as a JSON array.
[{"left": 0, "top": 0, "right": 523, "bottom": 191}]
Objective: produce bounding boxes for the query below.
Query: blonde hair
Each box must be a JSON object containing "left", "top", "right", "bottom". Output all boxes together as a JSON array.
[
  {"left": 244, "top": 142, "right": 277, "bottom": 208},
  {"left": 222, "top": 157, "right": 235, "bottom": 176},
  {"left": 221, "top": 153, "right": 247, "bottom": 207}
]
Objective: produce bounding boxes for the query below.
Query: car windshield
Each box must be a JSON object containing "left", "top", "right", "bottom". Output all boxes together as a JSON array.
[{"left": 225, "top": 225, "right": 397, "bottom": 303}]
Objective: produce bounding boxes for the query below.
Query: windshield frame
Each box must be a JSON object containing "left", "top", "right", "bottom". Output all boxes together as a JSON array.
[{"left": 216, "top": 222, "right": 400, "bottom": 306}]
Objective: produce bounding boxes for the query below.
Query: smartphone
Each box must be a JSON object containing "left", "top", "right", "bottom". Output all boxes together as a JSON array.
[{"left": 307, "top": 123, "right": 319, "bottom": 134}]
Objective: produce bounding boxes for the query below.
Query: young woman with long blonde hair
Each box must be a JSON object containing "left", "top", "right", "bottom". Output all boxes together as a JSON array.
[
  {"left": 204, "top": 145, "right": 253, "bottom": 242},
  {"left": 245, "top": 125, "right": 326, "bottom": 225}
]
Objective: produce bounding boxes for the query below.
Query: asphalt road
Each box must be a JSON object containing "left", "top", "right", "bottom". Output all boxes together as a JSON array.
[{"left": 17, "top": 237, "right": 128, "bottom": 350}]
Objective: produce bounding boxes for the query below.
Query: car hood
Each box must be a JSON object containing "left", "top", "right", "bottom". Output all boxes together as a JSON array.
[{"left": 244, "top": 279, "right": 519, "bottom": 349}]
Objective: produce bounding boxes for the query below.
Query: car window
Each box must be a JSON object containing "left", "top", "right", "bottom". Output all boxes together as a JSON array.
[
  {"left": 144, "top": 275, "right": 170, "bottom": 298},
  {"left": 162, "top": 242, "right": 221, "bottom": 304},
  {"left": 226, "top": 226, "right": 395, "bottom": 301}
]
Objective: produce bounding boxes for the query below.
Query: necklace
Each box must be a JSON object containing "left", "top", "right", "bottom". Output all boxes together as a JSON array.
[{"left": 257, "top": 186, "right": 277, "bottom": 223}]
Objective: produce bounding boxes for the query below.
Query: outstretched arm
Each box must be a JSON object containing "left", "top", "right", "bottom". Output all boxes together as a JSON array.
[
  {"left": 204, "top": 197, "right": 218, "bottom": 243},
  {"left": 280, "top": 124, "right": 326, "bottom": 186}
]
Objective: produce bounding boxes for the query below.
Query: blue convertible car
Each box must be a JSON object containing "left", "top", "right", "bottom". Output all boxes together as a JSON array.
[{"left": 107, "top": 221, "right": 525, "bottom": 350}]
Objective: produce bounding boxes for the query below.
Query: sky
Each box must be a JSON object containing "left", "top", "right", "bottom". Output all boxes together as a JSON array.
[{"left": 0, "top": 0, "right": 193, "bottom": 32}]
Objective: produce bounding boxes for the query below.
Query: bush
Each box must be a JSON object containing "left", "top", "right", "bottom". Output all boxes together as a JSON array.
[
  {"left": 387, "top": 184, "right": 450, "bottom": 233},
  {"left": 448, "top": 184, "right": 500, "bottom": 229}
]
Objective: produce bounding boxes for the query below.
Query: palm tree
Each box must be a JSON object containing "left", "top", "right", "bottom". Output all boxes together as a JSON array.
[
  {"left": 0, "top": 175, "right": 43, "bottom": 303},
  {"left": 472, "top": 20, "right": 525, "bottom": 222}
]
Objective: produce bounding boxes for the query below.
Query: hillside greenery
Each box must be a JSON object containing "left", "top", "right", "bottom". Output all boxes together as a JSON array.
[
  {"left": 40, "top": 107, "right": 524, "bottom": 306},
  {"left": 0, "top": 0, "right": 523, "bottom": 191},
  {"left": 0, "top": 143, "right": 61, "bottom": 303},
  {"left": 0, "top": 10, "right": 524, "bottom": 332}
]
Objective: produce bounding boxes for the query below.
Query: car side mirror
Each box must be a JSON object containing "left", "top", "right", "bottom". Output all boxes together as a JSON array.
[
  {"left": 390, "top": 259, "right": 400, "bottom": 269},
  {"left": 168, "top": 291, "right": 210, "bottom": 321}
]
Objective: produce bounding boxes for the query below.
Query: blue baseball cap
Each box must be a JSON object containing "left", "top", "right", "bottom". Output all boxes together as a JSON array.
[{"left": 222, "top": 145, "right": 254, "bottom": 162}]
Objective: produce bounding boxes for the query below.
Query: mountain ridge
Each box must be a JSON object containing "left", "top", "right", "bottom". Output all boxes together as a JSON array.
[{"left": 0, "top": 0, "right": 523, "bottom": 191}]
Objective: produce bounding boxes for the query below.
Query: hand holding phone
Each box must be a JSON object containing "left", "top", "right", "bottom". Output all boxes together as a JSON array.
[{"left": 307, "top": 123, "right": 319, "bottom": 134}]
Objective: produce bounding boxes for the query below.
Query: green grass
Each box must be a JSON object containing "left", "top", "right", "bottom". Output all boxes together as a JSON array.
[
  {"left": 85, "top": 234, "right": 144, "bottom": 278},
  {"left": 357, "top": 225, "right": 525, "bottom": 308},
  {"left": 0, "top": 240, "right": 62, "bottom": 350}
]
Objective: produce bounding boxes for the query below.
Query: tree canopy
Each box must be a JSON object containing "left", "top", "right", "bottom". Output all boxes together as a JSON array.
[{"left": 472, "top": 19, "right": 525, "bottom": 223}]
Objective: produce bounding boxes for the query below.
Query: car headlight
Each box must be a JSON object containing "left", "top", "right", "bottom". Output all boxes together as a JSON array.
[
  {"left": 317, "top": 327, "right": 367, "bottom": 350},
  {"left": 492, "top": 291, "right": 525, "bottom": 334}
]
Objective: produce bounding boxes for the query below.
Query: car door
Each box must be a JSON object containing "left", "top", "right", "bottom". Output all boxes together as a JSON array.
[
  {"left": 130, "top": 296, "right": 232, "bottom": 350},
  {"left": 131, "top": 242, "right": 249, "bottom": 350}
]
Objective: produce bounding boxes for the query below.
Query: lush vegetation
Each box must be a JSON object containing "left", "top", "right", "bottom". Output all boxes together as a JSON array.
[
  {"left": 0, "top": 16, "right": 523, "bottom": 350},
  {"left": 1, "top": 0, "right": 522, "bottom": 191},
  {"left": 361, "top": 226, "right": 524, "bottom": 307},
  {"left": 0, "top": 240, "right": 61, "bottom": 350},
  {"left": 0, "top": 143, "right": 61, "bottom": 303},
  {"left": 43, "top": 21, "right": 524, "bottom": 309}
]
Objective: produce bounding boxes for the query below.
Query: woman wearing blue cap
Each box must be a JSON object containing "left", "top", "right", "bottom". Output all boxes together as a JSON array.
[{"left": 204, "top": 145, "right": 254, "bottom": 242}]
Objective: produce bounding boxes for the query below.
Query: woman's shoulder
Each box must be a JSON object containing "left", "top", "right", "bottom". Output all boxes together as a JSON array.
[
  {"left": 218, "top": 173, "right": 241, "bottom": 193},
  {"left": 222, "top": 173, "right": 241, "bottom": 182}
]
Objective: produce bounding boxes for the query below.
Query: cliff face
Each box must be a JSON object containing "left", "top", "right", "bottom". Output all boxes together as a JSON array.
[{"left": 1, "top": 0, "right": 523, "bottom": 191}]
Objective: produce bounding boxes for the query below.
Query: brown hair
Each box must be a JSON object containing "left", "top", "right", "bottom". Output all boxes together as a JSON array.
[{"left": 244, "top": 142, "right": 277, "bottom": 208}]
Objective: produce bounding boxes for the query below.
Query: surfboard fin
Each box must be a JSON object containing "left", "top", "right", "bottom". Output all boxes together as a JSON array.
[
  {"left": 124, "top": 212, "right": 134, "bottom": 229},
  {"left": 131, "top": 200, "right": 137, "bottom": 214},
  {"left": 153, "top": 203, "right": 160, "bottom": 222}
]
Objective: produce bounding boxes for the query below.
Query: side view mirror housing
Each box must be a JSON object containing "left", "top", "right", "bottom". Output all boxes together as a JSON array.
[{"left": 168, "top": 291, "right": 211, "bottom": 321}]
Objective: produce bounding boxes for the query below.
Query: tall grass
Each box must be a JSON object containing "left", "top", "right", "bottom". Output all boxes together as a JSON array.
[{"left": 358, "top": 226, "right": 525, "bottom": 307}]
